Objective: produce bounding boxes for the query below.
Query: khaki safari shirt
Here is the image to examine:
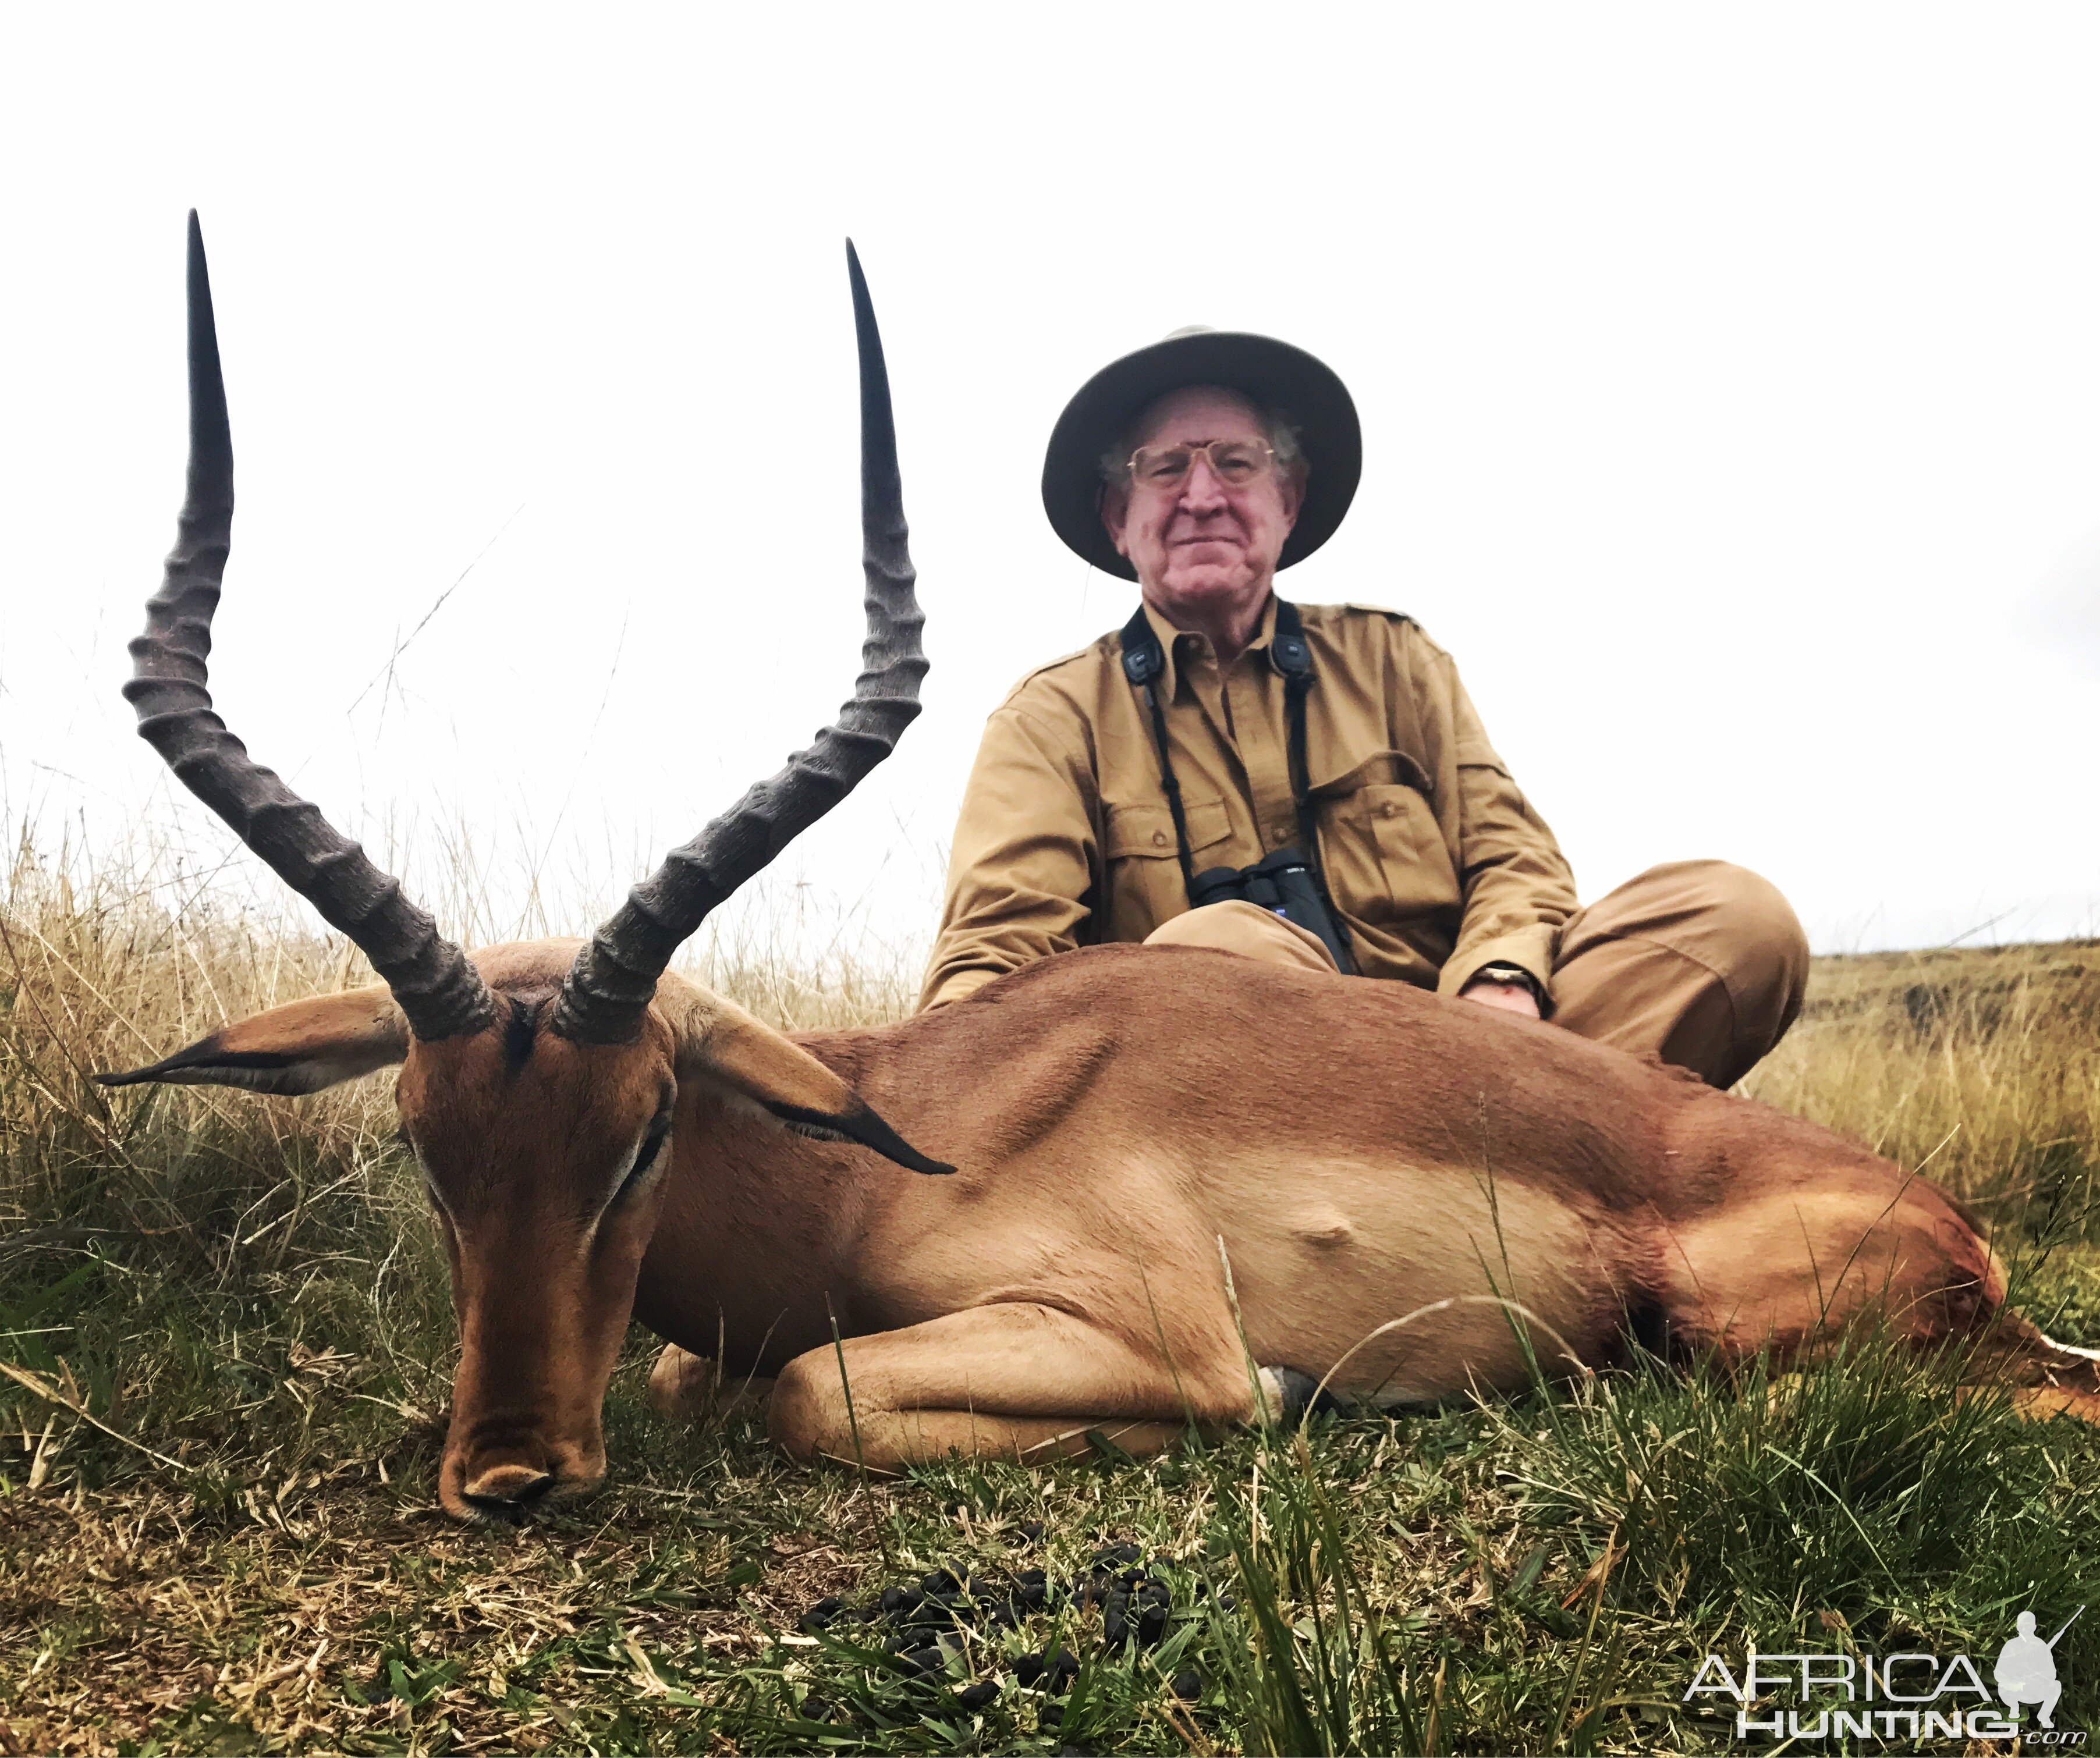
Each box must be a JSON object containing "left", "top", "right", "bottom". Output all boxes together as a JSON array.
[{"left": 919, "top": 598, "right": 1577, "bottom": 1012}]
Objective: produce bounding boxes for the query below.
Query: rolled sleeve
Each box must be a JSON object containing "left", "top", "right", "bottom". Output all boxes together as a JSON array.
[
  {"left": 917, "top": 704, "right": 1099, "bottom": 1011},
  {"left": 1434, "top": 673, "right": 1577, "bottom": 1006}
]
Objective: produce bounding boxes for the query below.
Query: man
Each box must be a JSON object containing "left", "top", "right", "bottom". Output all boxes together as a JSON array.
[
  {"left": 918, "top": 327, "right": 1808, "bottom": 1089},
  {"left": 1993, "top": 1611, "right": 2066, "bottom": 1731}
]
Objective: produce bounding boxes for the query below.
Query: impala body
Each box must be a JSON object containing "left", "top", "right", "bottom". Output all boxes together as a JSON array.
[{"left": 105, "top": 218, "right": 2100, "bottom": 1523}]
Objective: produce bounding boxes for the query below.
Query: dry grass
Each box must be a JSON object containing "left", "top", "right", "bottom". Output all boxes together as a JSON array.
[
  {"left": 1746, "top": 938, "right": 2100, "bottom": 1233},
  {"left": 1, "top": 850, "right": 2095, "bottom": 1755}
]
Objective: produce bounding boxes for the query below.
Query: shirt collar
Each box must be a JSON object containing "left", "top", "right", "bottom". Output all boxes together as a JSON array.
[{"left": 1138, "top": 593, "right": 1279, "bottom": 700}]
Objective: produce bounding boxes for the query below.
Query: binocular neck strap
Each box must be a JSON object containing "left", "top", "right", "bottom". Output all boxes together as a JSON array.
[
  {"left": 1268, "top": 602, "right": 1356, "bottom": 974},
  {"left": 1120, "top": 605, "right": 1198, "bottom": 894},
  {"left": 1271, "top": 602, "right": 1324, "bottom": 871}
]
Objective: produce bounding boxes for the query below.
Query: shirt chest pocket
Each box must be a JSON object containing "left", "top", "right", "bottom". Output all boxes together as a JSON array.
[
  {"left": 1319, "top": 783, "right": 1461, "bottom": 925},
  {"left": 1101, "top": 795, "right": 1233, "bottom": 938}
]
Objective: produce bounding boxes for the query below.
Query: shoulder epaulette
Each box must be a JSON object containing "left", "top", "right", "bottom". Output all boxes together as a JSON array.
[{"left": 996, "top": 634, "right": 1115, "bottom": 708}]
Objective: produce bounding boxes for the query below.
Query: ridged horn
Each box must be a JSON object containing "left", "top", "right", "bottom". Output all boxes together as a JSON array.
[
  {"left": 552, "top": 240, "right": 925, "bottom": 1044},
  {"left": 123, "top": 212, "right": 496, "bottom": 1043}
]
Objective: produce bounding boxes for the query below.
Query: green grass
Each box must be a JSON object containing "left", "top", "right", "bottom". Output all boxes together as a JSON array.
[{"left": 2, "top": 860, "right": 2097, "bottom": 1753}]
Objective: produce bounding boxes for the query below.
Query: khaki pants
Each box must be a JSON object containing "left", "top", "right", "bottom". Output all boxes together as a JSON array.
[{"left": 1143, "top": 859, "right": 1810, "bottom": 1089}]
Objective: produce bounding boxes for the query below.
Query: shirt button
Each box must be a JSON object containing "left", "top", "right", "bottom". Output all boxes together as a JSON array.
[
  {"left": 1152, "top": 830, "right": 1167, "bottom": 847},
  {"left": 1379, "top": 801, "right": 1399, "bottom": 819},
  {"left": 1271, "top": 822, "right": 1292, "bottom": 843}
]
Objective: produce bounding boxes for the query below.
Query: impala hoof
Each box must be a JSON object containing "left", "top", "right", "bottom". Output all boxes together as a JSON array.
[{"left": 1258, "top": 1366, "right": 1352, "bottom": 1425}]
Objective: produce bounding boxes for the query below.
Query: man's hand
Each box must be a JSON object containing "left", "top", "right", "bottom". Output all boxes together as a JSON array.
[{"left": 1460, "top": 977, "right": 1542, "bottom": 1021}]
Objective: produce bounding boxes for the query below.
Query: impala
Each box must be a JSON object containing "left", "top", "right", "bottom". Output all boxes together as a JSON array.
[{"left": 103, "top": 216, "right": 2099, "bottom": 1524}]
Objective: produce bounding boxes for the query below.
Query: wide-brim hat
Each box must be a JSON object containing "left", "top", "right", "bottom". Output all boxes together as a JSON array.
[{"left": 1041, "top": 327, "right": 1361, "bottom": 581}]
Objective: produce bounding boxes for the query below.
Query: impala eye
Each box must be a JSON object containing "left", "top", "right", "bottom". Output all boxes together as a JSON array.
[{"left": 612, "top": 1116, "right": 672, "bottom": 1208}]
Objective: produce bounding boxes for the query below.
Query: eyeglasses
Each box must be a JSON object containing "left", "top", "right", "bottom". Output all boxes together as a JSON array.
[{"left": 1125, "top": 439, "right": 1277, "bottom": 489}]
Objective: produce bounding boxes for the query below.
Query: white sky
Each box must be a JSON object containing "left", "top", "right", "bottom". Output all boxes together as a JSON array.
[{"left": 3, "top": 5, "right": 2097, "bottom": 966}]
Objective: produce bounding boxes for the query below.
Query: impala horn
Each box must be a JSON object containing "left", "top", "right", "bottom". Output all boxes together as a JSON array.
[
  {"left": 551, "top": 241, "right": 926, "bottom": 1045},
  {"left": 123, "top": 213, "right": 496, "bottom": 1042}
]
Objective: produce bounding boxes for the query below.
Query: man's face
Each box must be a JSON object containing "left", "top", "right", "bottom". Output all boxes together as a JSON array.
[{"left": 1102, "top": 386, "right": 1304, "bottom": 631}]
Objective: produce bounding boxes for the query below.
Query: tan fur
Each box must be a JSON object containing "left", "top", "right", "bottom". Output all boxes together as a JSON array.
[{"left": 107, "top": 936, "right": 2100, "bottom": 1518}]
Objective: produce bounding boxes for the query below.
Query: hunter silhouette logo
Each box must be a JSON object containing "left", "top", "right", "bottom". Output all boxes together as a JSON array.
[
  {"left": 1997, "top": 1608, "right": 2082, "bottom": 1731},
  {"left": 1687, "top": 1607, "right": 2087, "bottom": 1743}
]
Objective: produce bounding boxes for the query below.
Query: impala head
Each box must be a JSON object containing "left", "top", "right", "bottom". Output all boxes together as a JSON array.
[{"left": 99, "top": 214, "right": 943, "bottom": 1522}]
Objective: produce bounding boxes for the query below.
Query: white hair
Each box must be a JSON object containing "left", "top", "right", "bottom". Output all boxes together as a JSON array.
[{"left": 1098, "top": 389, "right": 1307, "bottom": 486}]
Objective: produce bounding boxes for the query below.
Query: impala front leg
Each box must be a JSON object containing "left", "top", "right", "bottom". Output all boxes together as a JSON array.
[{"left": 768, "top": 1303, "right": 1254, "bottom": 1472}]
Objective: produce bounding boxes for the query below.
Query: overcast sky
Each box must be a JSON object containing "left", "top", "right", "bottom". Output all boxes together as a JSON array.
[{"left": 3, "top": 5, "right": 2097, "bottom": 967}]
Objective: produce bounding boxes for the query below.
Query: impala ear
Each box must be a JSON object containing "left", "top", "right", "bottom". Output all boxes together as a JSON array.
[
  {"left": 668, "top": 994, "right": 953, "bottom": 1176},
  {"left": 97, "top": 986, "right": 411, "bottom": 1096}
]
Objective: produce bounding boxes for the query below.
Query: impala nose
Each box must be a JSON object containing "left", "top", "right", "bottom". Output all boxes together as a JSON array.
[{"left": 462, "top": 1463, "right": 555, "bottom": 1512}]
